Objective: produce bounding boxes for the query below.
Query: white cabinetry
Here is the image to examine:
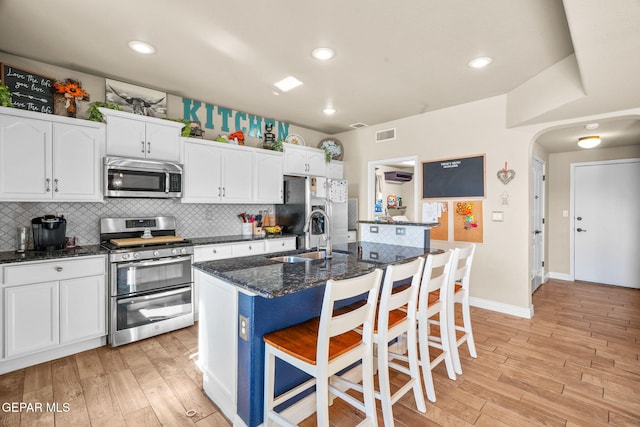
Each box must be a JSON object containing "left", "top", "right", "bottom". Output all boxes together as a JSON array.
[
  {"left": 198, "top": 272, "right": 238, "bottom": 420},
  {"left": 1, "top": 256, "right": 107, "bottom": 369},
  {"left": 326, "top": 160, "right": 344, "bottom": 179},
  {"left": 254, "top": 150, "right": 283, "bottom": 203},
  {"left": 283, "top": 143, "right": 326, "bottom": 176},
  {"left": 182, "top": 139, "right": 283, "bottom": 204},
  {"left": 60, "top": 275, "right": 106, "bottom": 344},
  {"left": 0, "top": 107, "right": 104, "bottom": 202},
  {"left": 5, "top": 281, "right": 59, "bottom": 357},
  {"left": 100, "top": 108, "right": 183, "bottom": 162}
]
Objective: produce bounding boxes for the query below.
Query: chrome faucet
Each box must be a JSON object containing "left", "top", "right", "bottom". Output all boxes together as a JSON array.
[{"left": 303, "top": 208, "right": 332, "bottom": 258}]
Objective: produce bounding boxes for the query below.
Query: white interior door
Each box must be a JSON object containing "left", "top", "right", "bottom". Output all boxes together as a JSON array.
[
  {"left": 531, "top": 157, "right": 545, "bottom": 293},
  {"left": 573, "top": 159, "right": 640, "bottom": 288}
]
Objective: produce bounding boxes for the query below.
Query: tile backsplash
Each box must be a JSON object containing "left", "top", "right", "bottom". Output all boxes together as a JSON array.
[{"left": 0, "top": 200, "right": 273, "bottom": 251}]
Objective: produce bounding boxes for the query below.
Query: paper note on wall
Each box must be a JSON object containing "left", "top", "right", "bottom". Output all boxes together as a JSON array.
[{"left": 422, "top": 202, "right": 442, "bottom": 223}]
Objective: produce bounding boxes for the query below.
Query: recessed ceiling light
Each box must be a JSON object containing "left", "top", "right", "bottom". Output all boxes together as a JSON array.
[
  {"left": 312, "top": 47, "right": 335, "bottom": 60},
  {"left": 323, "top": 107, "right": 336, "bottom": 115},
  {"left": 578, "top": 136, "right": 601, "bottom": 149},
  {"left": 128, "top": 40, "right": 155, "bottom": 54},
  {"left": 584, "top": 122, "right": 599, "bottom": 130},
  {"left": 468, "top": 56, "right": 492, "bottom": 68},
  {"left": 272, "top": 91, "right": 280, "bottom": 96},
  {"left": 274, "top": 76, "right": 303, "bottom": 92}
]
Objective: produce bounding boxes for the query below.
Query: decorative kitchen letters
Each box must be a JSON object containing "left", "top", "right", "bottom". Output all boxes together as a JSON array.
[{"left": 182, "top": 97, "right": 289, "bottom": 140}]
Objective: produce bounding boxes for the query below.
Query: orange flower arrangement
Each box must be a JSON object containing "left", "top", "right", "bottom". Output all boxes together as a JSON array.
[
  {"left": 53, "top": 79, "right": 90, "bottom": 117},
  {"left": 229, "top": 130, "right": 245, "bottom": 145}
]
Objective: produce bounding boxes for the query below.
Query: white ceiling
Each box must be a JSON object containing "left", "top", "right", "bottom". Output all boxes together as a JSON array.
[{"left": 0, "top": 0, "right": 639, "bottom": 152}]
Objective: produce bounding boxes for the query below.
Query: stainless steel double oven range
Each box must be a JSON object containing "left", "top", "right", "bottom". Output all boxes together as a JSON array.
[{"left": 100, "top": 216, "right": 194, "bottom": 347}]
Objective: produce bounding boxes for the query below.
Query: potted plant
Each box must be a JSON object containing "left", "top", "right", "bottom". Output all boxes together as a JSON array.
[
  {"left": 88, "top": 102, "right": 121, "bottom": 122},
  {"left": 0, "top": 84, "right": 14, "bottom": 108}
]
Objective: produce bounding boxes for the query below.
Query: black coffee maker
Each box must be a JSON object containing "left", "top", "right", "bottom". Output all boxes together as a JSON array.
[{"left": 31, "top": 215, "right": 67, "bottom": 251}]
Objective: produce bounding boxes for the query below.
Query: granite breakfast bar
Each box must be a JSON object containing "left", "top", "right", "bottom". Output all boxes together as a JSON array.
[{"left": 193, "top": 242, "right": 439, "bottom": 427}]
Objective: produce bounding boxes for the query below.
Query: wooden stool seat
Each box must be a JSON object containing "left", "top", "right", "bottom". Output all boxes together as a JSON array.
[
  {"left": 263, "top": 317, "right": 364, "bottom": 366},
  {"left": 427, "top": 283, "right": 462, "bottom": 305},
  {"left": 263, "top": 269, "right": 383, "bottom": 427}
]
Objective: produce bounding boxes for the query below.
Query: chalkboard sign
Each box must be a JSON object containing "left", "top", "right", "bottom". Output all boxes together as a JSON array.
[
  {"left": 422, "top": 154, "right": 485, "bottom": 199},
  {"left": 1, "top": 63, "right": 54, "bottom": 114}
]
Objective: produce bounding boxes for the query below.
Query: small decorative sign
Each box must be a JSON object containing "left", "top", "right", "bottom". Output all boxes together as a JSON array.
[{"left": 1, "top": 63, "right": 54, "bottom": 114}]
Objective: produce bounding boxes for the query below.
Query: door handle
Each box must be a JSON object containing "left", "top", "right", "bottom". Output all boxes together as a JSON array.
[
  {"left": 45, "top": 178, "right": 51, "bottom": 192},
  {"left": 534, "top": 230, "right": 541, "bottom": 234},
  {"left": 54, "top": 178, "right": 59, "bottom": 192},
  {"left": 141, "top": 141, "right": 145, "bottom": 153},
  {"left": 577, "top": 228, "right": 587, "bottom": 232},
  {"left": 147, "top": 142, "right": 151, "bottom": 154}
]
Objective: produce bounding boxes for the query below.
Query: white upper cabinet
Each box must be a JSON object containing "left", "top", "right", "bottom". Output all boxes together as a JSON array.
[
  {"left": 254, "top": 150, "right": 283, "bottom": 203},
  {"left": 182, "top": 139, "right": 252, "bottom": 203},
  {"left": 0, "top": 107, "right": 104, "bottom": 202},
  {"left": 52, "top": 123, "right": 103, "bottom": 201},
  {"left": 283, "top": 143, "right": 326, "bottom": 176},
  {"left": 100, "top": 108, "right": 183, "bottom": 162},
  {"left": 326, "top": 160, "right": 344, "bottom": 179}
]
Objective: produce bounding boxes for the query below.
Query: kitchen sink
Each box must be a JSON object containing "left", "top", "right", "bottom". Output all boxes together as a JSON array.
[{"left": 270, "top": 251, "right": 328, "bottom": 263}]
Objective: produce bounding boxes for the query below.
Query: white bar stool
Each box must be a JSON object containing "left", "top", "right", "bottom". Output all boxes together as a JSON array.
[
  {"left": 450, "top": 244, "right": 478, "bottom": 375},
  {"left": 263, "top": 268, "right": 383, "bottom": 427},
  {"left": 334, "top": 257, "right": 427, "bottom": 427},
  {"left": 416, "top": 249, "right": 458, "bottom": 402}
]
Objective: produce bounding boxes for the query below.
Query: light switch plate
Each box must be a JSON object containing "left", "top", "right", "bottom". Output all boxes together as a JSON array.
[{"left": 491, "top": 211, "right": 504, "bottom": 222}]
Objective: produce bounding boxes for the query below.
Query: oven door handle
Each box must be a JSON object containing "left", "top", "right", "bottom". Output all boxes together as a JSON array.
[
  {"left": 116, "top": 255, "right": 192, "bottom": 269},
  {"left": 165, "top": 171, "right": 170, "bottom": 193},
  {"left": 117, "top": 286, "right": 190, "bottom": 305}
]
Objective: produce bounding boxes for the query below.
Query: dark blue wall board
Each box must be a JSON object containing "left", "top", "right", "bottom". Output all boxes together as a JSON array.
[
  {"left": 422, "top": 154, "right": 485, "bottom": 199},
  {"left": 1, "top": 63, "right": 54, "bottom": 114}
]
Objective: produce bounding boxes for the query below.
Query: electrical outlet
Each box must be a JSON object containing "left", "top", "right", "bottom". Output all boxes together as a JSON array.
[
  {"left": 239, "top": 315, "right": 249, "bottom": 341},
  {"left": 395, "top": 227, "right": 406, "bottom": 235}
]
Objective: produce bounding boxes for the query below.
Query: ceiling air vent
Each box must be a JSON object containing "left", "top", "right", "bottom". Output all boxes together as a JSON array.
[
  {"left": 376, "top": 128, "right": 396, "bottom": 143},
  {"left": 349, "top": 122, "right": 368, "bottom": 129}
]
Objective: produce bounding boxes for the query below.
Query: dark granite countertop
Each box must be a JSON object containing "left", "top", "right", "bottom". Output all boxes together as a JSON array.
[
  {"left": 188, "top": 233, "right": 297, "bottom": 246},
  {"left": 0, "top": 234, "right": 297, "bottom": 264},
  {"left": 0, "top": 245, "right": 107, "bottom": 264},
  {"left": 358, "top": 220, "right": 440, "bottom": 227},
  {"left": 193, "top": 241, "right": 441, "bottom": 298}
]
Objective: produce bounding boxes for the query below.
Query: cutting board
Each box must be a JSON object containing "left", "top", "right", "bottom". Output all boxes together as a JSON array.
[{"left": 110, "top": 236, "right": 184, "bottom": 247}]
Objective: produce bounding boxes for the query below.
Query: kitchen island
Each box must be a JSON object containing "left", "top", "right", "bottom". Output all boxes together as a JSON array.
[{"left": 193, "top": 242, "right": 439, "bottom": 427}]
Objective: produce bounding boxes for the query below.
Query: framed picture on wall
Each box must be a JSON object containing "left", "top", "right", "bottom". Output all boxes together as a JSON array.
[{"left": 105, "top": 78, "right": 166, "bottom": 118}]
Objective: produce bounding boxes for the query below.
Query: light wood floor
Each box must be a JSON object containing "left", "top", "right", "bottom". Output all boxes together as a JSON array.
[{"left": 1, "top": 279, "right": 638, "bottom": 426}]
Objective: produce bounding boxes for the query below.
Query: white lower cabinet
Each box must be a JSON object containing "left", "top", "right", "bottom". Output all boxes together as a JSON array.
[
  {"left": 60, "top": 275, "right": 106, "bottom": 344},
  {"left": 1, "top": 256, "right": 107, "bottom": 369},
  {"left": 5, "top": 281, "right": 59, "bottom": 358}
]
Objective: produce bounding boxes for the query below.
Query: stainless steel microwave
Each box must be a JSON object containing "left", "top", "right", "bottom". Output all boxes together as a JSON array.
[{"left": 104, "top": 157, "right": 183, "bottom": 198}]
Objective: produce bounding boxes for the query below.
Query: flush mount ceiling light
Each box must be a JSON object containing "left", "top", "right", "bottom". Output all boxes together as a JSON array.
[
  {"left": 468, "top": 56, "right": 492, "bottom": 68},
  {"left": 584, "top": 122, "right": 600, "bottom": 130},
  {"left": 128, "top": 40, "right": 156, "bottom": 54},
  {"left": 323, "top": 107, "right": 336, "bottom": 115},
  {"left": 312, "top": 47, "right": 335, "bottom": 60},
  {"left": 578, "top": 135, "right": 601, "bottom": 149},
  {"left": 274, "top": 76, "right": 303, "bottom": 92}
]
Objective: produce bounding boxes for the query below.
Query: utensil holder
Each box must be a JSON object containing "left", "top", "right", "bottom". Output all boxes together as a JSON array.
[{"left": 241, "top": 223, "right": 253, "bottom": 236}]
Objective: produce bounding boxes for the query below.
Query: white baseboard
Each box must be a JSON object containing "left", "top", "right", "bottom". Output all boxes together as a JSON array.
[
  {"left": 469, "top": 297, "right": 533, "bottom": 319},
  {"left": 548, "top": 272, "right": 573, "bottom": 281}
]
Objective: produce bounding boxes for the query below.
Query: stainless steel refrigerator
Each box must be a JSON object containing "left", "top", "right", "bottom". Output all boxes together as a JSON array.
[{"left": 275, "top": 175, "right": 348, "bottom": 250}]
